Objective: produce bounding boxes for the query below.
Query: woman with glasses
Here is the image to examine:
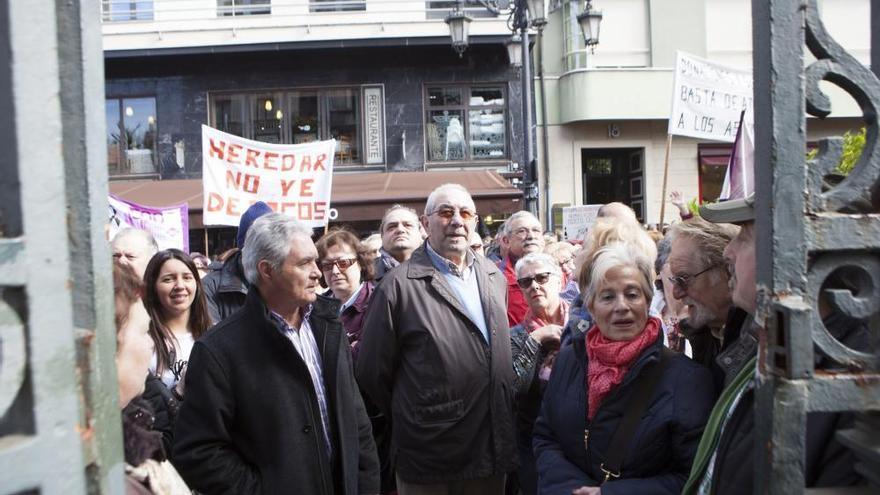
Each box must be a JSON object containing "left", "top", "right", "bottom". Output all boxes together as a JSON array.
[
  {"left": 316, "top": 228, "right": 376, "bottom": 361},
  {"left": 510, "top": 253, "right": 568, "bottom": 495},
  {"left": 533, "top": 242, "right": 715, "bottom": 495}
]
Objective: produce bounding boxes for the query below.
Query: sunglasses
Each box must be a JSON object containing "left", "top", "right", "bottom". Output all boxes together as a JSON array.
[
  {"left": 516, "top": 272, "right": 553, "bottom": 289},
  {"left": 667, "top": 263, "right": 722, "bottom": 291},
  {"left": 427, "top": 206, "right": 477, "bottom": 222},
  {"left": 319, "top": 258, "right": 358, "bottom": 272}
]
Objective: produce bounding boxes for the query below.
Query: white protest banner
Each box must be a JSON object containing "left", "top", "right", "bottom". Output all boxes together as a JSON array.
[
  {"left": 562, "top": 205, "right": 602, "bottom": 242},
  {"left": 201, "top": 125, "right": 336, "bottom": 227},
  {"left": 668, "top": 51, "right": 753, "bottom": 142},
  {"left": 108, "top": 195, "right": 189, "bottom": 251}
]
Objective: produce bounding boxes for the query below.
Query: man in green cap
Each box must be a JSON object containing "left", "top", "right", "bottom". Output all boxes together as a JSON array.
[{"left": 682, "top": 196, "right": 865, "bottom": 494}]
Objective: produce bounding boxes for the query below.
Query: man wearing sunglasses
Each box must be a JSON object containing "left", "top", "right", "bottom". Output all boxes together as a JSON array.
[
  {"left": 357, "top": 183, "right": 515, "bottom": 495},
  {"left": 500, "top": 210, "right": 546, "bottom": 326},
  {"left": 666, "top": 217, "right": 743, "bottom": 384}
]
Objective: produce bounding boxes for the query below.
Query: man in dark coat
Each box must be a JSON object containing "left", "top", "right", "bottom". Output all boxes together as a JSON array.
[
  {"left": 202, "top": 201, "right": 273, "bottom": 325},
  {"left": 682, "top": 196, "right": 865, "bottom": 494},
  {"left": 372, "top": 204, "right": 423, "bottom": 283},
  {"left": 357, "top": 184, "right": 516, "bottom": 494},
  {"left": 173, "top": 213, "right": 379, "bottom": 494}
]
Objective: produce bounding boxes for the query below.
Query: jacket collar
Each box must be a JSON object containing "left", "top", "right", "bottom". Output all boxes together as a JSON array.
[
  {"left": 218, "top": 250, "right": 248, "bottom": 293},
  {"left": 406, "top": 242, "right": 500, "bottom": 279}
]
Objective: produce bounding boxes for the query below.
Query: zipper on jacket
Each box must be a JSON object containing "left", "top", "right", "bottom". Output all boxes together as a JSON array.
[{"left": 583, "top": 428, "right": 590, "bottom": 451}]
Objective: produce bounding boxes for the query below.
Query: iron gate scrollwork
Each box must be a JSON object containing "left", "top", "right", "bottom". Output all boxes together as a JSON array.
[{"left": 754, "top": 0, "right": 880, "bottom": 492}]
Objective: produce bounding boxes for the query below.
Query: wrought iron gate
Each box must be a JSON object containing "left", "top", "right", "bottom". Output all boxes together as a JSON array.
[
  {"left": 753, "top": 0, "right": 880, "bottom": 492},
  {"left": 0, "top": 0, "right": 122, "bottom": 493}
]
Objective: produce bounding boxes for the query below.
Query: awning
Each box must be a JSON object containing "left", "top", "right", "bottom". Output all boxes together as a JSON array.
[{"left": 109, "top": 170, "right": 523, "bottom": 229}]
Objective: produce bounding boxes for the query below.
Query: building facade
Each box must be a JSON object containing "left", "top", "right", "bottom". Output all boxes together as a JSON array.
[
  {"left": 536, "top": 0, "right": 868, "bottom": 227},
  {"left": 102, "top": 0, "right": 529, "bottom": 252}
]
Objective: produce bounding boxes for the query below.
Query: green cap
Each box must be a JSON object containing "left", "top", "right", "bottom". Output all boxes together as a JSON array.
[{"left": 699, "top": 194, "right": 755, "bottom": 224}]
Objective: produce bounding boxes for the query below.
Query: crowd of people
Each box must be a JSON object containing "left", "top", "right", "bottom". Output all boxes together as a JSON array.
[{"left": 108, "top": 185, "right": 867, "bottom": 495}]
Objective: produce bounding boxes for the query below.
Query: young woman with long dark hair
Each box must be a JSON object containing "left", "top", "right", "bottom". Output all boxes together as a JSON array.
[{"left": 143, "top": 249, "right": 211, "bottom": 391}]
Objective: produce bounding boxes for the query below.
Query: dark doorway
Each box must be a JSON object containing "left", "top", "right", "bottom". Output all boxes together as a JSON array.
[{"left": 581, "top": 148, "right": 645, "bottom": 221}]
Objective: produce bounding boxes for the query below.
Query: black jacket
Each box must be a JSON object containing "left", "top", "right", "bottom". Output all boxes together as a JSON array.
[
  {"left": 357, "top": 244, "right": 517, "bottom": 483},
  {"left": 706, "top": 312, "right": 867, "bottom": 494},
  {"left": 533, "top": 330, "right": 716, "bottom": 495},
  {"left": 172, "top": 291, "right": 379, "bottom": 494},
  {"left": 202, "top": 250, "right": 248, "bottom": 325}
]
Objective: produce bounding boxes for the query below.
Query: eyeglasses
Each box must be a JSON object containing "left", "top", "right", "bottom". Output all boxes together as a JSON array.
[
  {"left": 516, "top": 272, "right": 553, "bottom": 289},
  {"left": 667, "top": 263, "right": 722, "bottom": 291},
  {"left": 319, "top": 258, "right": 358, "bottom": 272},
  {"left": 511, "top": 227, "right": 543, "bottom": 238},
  {"left": 427, "top": 206, "right": 477, "bottom": 222}
]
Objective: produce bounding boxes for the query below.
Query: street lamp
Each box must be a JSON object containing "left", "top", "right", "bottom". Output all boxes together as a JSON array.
[
  {"left": 505, "top": 34, "right": 522, "bottom": 67},
  {"left": 577, "top": 0, "right": 602, "bottom": 48},
  {"left": 445, "top": 2, "right": 472, "bottom": 58}
]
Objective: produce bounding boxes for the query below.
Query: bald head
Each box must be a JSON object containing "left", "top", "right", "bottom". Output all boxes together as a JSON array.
[
  {"left": 597, "top": 202, "right": 639, "bottom": 224},
  {"left": 111, "top": 228, "right": 158, "bottom": 279}
]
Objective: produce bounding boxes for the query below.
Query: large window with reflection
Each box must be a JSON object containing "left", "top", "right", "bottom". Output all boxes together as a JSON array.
[
  {"left": 210, "top": 88, "right": 363, "bottom": 165},
  {"left": 425, "top": 84, "right": 507, "bottom": 163},
  {"left": 106, "top": 97, "right": 158, "bottom": 177}
]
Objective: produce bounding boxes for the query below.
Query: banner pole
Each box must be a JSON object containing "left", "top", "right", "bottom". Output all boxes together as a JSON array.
[
  {"left": 204, "top": 228, "right": 210, "bottom": 258},
  {"left": 659, "top": 134, "right": 673, "bottom": 226}
]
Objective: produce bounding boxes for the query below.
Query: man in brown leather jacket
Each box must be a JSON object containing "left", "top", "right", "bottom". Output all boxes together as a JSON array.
[{"left": 357, "top": 184, "right": 517, "bottom": 495}]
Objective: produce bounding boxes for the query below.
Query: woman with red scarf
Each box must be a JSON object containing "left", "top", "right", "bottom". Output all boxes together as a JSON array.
[
  {"left": 533, "top": 242, "right": 716, "bottom": 495},
  {"left": 510, "top": 253, "right": 568, "bottom": 495}
]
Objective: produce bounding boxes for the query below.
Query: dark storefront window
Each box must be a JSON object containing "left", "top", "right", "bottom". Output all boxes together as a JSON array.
[
  {"left": 425, "top": 85, "right": 507, "bottom": 163},
  {"left": 217, "top": 0, "right": 271, "bottom": 16},
  {"left": 210, "top": 88, "right": 363, "bottom": 166},
  {"left": 310, "top": 0, "right": 366, "bottom": 12},
  {"left": 102, "top": 0, "right": 153, "bottom": 21},
  {"left": 106, "top": 97, "right": 158, "bottom": 177}
]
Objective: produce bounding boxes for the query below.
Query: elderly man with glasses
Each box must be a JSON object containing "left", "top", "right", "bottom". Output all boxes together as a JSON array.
[
  {"left": 500, "top": 210, "right": 546, "bottom": 326},
  {"left": 357, "top": 183, "right": 516, "bottom": 495},
  {"left": 666, "top": 217, "right": 743, "bottom": 386}
]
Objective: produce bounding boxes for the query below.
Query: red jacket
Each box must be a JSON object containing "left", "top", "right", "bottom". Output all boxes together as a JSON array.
[{"left": 502, "top": 256, "right": 528, "bottom": 327}]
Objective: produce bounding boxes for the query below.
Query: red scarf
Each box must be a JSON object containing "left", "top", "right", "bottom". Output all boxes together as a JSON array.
[{"left": 585, "top": 316, "right": 661, "bottom": 420}]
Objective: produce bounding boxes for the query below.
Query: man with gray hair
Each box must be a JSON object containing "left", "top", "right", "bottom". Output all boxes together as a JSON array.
[
  {"left": 666, "top": 216, "right": 744, "bottom": 381},
  {"left": 111, "top": 227, "right": 158, "bottom": 279},
  {"left": 500, "top": 210, "right": 546, "bottom": 326},
  {"left": 357, "top": 183, "right": 516, "bottom": 494},
  {"left": 173, "top": 213, "right": 379, "bottom": 494}
]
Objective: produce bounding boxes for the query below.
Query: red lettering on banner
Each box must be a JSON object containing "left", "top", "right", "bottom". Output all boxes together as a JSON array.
[
  {"left": 227, "top": 143, "right": 242, "bottom": 164},
  {"left": 245, "top": 149, "right": 260, "bottom": 168},
  {"left": 226, "top": 197, "right": 241, "bottom": 217},
  {"left": 226, "top": 171, "right": 242, "bottom": 190},
  {"left": 279, "top": 202, "right": 296, "bottom": 214},
  {"left": 280, "top": 179, "right": 297, "bottom": 196},
  {"left": 313, "top": 154, "right": 327, "bottom": 171},
  {"left": 264, "top": 152, "right": 279, "bottom": 171},
  {"left": 208, "top": 138, "right": 225, "bottom": 159},
  {"left": 300, "top": 178, "right": 314, "bottom": 197},
  {"left": 299, "top": 155, "right": 312, "bottom": 172},
  {"left": 281, "top": 154, "right": 296, "bottom": 171},
  {"left": 243, "top": 174, "right": 260, "bottom": 194},
  {"left": 207, "top": 192, "right": 224, "bottom": 212},
  {"left": 314, "top": 202, "right": 326, "bottom": 220},
  {"left": 298, "top": 202, "right": 313, "bottom": 219}
]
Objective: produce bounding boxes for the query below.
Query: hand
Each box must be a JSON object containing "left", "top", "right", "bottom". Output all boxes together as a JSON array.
[
  {"left": 572, "top": 487, "right": 601, "bottom": 495},
  {"left": 174, "top": 363, "right": 188, "bottom": 398},
  {"left": 531, "top": 324, "right": 563, "bottom": 347},
  {"left": 669, "top": 191, "right": 690, "bottom": 214}
]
